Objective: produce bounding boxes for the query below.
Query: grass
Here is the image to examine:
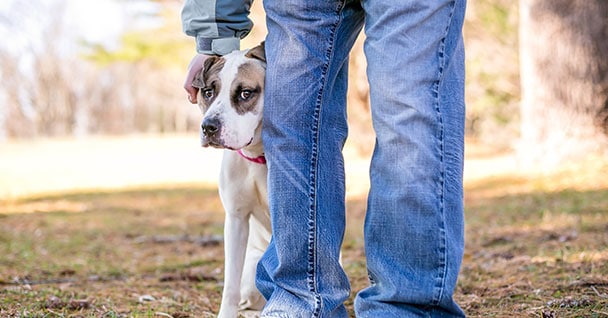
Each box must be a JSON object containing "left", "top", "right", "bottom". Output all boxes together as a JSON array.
[
  {"left": 0, "top": 186, "right": 226, "bottom": 317},
  {"left": 1, "top": 138, "right": 607, "bottom": 317}
]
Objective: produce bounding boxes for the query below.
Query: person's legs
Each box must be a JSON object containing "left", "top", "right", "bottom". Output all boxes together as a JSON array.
[
  {"left": 355, "top": 0, "right": 467, "bottom": 317},
  {"left": 257, "top": 0, "right": 364, "bottom": 317}
]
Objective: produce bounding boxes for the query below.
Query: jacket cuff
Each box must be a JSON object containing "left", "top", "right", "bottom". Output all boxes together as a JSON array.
[{"left": 196, "top": 36, "right": 241, "bottom": 56}]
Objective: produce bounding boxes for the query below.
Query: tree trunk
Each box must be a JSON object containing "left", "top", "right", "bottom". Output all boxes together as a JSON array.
[{"left": 519, "top": 0, "right": 608, "bottom": 167}]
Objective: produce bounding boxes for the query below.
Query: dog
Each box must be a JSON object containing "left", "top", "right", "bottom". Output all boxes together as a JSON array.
[{"left": 192, "top": 43, "right": 270, "bottom": 318}]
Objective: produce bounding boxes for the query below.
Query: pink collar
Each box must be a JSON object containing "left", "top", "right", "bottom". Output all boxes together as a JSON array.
[{"left": 236, "top": 149, "right": 267, "bottom": 165}]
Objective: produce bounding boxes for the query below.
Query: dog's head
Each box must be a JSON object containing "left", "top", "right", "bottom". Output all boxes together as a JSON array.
[{"left": 192, "top": 43, "right": 266, "bottom": 150}]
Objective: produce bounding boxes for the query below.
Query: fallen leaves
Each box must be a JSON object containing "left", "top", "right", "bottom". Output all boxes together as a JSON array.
[{"left": 45, "top": 295, "right": 91, "bottom": 310}]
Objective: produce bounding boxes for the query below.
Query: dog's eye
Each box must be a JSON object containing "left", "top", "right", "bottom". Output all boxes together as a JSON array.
[
  {"left": 239, "top": 90, "right": 253, "bottom": 101},
  {"left": 203, "top": 88, "right": 214, "bottom": 100}
]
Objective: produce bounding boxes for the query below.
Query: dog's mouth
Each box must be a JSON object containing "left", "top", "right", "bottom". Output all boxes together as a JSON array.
[
  {"left": 242, "top": 138, "right": 254, "bottom": 148},
  {"left": 201, "top": 137, "right": 253, "bottom": 150}
]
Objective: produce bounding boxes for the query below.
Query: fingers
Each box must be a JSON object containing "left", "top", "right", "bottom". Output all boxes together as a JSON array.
[
  {"left": 184, "top": 54, "right": 209, "bottom": 104},
  {"left": 185, "top": 84, "right": 199, "bottom": 104}
]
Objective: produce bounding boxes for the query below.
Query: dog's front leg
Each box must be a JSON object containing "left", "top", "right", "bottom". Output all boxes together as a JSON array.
[{"left": 218, "top": 212, "right": 250, "bottom": 318}]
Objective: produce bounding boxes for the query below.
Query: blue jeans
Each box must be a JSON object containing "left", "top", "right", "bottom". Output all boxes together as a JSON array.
[{"left": 257, "top": 0, "right": 466, "bottom": 317}]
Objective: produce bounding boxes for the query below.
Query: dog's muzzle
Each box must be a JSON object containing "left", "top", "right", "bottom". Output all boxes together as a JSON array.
[{"left": 200, "top": 117, "right": 224, "bottom": 148}]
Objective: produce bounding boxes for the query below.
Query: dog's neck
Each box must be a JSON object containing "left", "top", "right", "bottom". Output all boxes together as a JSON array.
[
  {"left": 237, "top": 149, "right": 266, "bottom": 164},
  {"left": 236, "top": 142, "right": 266, "bottom": 165}
]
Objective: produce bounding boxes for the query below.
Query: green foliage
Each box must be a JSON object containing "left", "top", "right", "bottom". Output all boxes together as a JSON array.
[
  {"left": 464, "top": 0, "right": 520, "bottom": 144},
  {"left": 82, "top": 8, "right": 194, "bottom": 69},
  {"left": 476, "top": 0, "right": 517, "bottom": 41}
]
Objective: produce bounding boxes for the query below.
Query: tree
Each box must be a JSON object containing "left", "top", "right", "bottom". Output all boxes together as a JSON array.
[
  {"left": 519, "top": 0, "right": 608, "bottom": 167},
  {"left": 0, "top": 1, "right": 199, "bottom": 139}
]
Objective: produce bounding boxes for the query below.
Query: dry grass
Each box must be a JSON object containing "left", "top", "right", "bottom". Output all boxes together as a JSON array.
[{"left": 1, "top": 136, "right": 607, "bottom": 317}]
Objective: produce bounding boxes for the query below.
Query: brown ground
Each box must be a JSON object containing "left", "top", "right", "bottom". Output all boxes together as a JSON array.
[{"left": 1, "top": 137, "right": 607, "bottom": 317}]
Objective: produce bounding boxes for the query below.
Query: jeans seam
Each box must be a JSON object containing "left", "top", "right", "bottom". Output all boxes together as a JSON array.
[
  {"left": 431, "top": 0, "right": 457, "bottom": 307},
  {"left": 306, "top": 1, "right": 346, "bottom": 317}
]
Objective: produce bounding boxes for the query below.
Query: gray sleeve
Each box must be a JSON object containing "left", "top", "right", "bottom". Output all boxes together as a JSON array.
[{"left": 181, "top": 0, "right": 253, "bottom": 55}]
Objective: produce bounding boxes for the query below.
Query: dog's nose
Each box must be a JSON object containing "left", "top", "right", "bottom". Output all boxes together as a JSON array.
[{"left": 202, "top": 118, "right": 220, "bottom": 137}]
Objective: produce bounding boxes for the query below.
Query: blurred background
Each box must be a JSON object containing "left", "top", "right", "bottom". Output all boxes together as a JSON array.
[
  {"left": 0, "top": 0, "right": 195, "bottom": 139},
  {"left": 1, "top": 1, "right": 607, "bottom": 316},
  {"left": 0, "top": 0, "right": 606, "bottom": 195}
]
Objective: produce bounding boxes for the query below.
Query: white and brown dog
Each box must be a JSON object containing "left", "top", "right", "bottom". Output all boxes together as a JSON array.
[{"left": 192, "top": 43, "right": 270, "bottom": 318}]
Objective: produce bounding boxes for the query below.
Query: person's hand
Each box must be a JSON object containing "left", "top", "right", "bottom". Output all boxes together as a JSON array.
[{"left": 184, "top": 53, "right": 211, "bottom": 104}]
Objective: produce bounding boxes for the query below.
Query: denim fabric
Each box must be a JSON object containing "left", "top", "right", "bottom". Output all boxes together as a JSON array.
[{"left": 257, "top": 0, "right": 466, "bottom": 317}]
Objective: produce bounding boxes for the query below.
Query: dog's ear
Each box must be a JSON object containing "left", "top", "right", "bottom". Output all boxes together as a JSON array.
[
  {"left": 193, "top": 56, "right": 220, "bottom": 89},
  {"left": 245, "top": 42, "right": 265, "bottom": 63}
]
